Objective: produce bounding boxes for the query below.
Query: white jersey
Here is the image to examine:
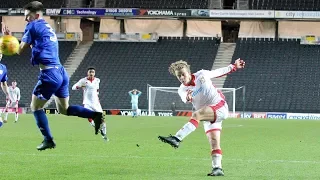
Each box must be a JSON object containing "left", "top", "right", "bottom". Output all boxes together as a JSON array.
[
  {"left": 8, "top": 86, "right": 20, "bottom": 102},
  {"left": 72, "top": 77, "right": 100, "bottom": 105},
  {"left": 178, "top": 64, "right": 236, "bottom": 110}
]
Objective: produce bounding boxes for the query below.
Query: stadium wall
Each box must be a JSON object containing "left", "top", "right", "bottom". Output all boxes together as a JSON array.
[{"left": 42, "top": 108, "right": 320, "bottom": 120}]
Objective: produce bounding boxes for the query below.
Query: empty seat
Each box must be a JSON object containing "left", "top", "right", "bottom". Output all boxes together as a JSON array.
[
  {"left": 0, "top": 0, "right": 66, "bottom": 8},
  {"left": 249, "top": 0, "right": 319, "bottom": 10},
  {"left": 105, "top": 0, "right": 209, "bottom": 9},
  {"left": 68, "top": 37, "right": 219, "bottom": 110},
  {"left": 224, "top": 38, "right": 320, "bottom": 113},
  {"left": 0, "top": 41, "right": 76, "bottom": 107}
]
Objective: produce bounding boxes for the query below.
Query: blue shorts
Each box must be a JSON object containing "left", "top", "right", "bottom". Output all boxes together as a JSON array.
[
  {"left": 132, "top": 103, "right": 138, "bottom": 110},
  {"left": 33, "top": 65, "right": 69, "bottom": 100}
]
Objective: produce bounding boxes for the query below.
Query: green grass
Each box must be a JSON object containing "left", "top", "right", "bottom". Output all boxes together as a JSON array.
[{"left": 1, "top": 115, "right": 320, "bottom": 180}]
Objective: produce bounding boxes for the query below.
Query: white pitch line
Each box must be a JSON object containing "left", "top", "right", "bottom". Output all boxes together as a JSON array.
[
  {"left": 139, "top": 124, "right": 243, "bottom": 128},
  {"left": 0, "top": 152, "right": 319, "bottom": 164}
]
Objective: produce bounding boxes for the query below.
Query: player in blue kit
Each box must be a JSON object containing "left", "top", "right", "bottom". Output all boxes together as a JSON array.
[
  {"left": 0, "top": 54, "right": 10, "bottom": 128},
  {"left": 2, "top": 1, "right": 104, "bottom": 151}
]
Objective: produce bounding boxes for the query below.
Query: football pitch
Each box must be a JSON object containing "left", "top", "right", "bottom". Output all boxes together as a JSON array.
[{"left": 1, "top": 115, "right": 320, "bottom": 180}]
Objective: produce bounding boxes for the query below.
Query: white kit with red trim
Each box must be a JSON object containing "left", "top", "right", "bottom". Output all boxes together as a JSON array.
[
  {"left": 72, "top": 77, "right": 100, "bottom": 105},
  {"left": 178, "top": 64, "right": 237, "bottom": 111},
  {"left": 8, "top": 86, "right": 21, "bottom": 103}
]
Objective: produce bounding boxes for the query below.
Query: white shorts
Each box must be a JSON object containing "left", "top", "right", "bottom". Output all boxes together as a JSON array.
[
  {"left": 6, "top": 101, "right": 18, "bottom": 108},
  {"left": 84, "top": 103, "right": 103, "bottom": 113},
  {"left": 203, "top": 103, "right": 229, "bottom": 134}
]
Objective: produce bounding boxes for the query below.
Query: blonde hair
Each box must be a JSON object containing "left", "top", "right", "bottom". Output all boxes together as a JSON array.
[{"left": 168, "top": 60, "right": 190, "bottom": 75}]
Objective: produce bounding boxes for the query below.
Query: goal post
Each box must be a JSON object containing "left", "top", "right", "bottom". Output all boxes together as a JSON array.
[{"left": 148, "top": 86, "right": 245, "bottom": 117}]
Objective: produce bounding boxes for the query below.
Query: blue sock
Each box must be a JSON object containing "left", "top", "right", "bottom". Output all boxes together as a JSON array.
[
  {"left": 67, "top": 105, "right": 97, "bottom": 118},
  {"left": 33, "top": 109, "right": 53, "bottom": 141}
]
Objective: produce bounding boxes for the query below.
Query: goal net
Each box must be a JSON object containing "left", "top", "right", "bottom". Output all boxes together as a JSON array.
[{"left": 148, "top": 86, "right": 245, "bottom": 117}]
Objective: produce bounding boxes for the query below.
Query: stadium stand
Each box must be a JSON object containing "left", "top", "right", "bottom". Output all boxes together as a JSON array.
[
  {"left": 58, "top": 41, "right": 77, "bottom": 65},
  {"left": 224, "top": 38, "right": 320, "bottom": 113},
  {"left": 105, "top": 0, "right": 209, "bottom": 9},
  {"left": 0, "top": 0, "right": 66, "bottom": 8},
  {"left": 249, "top": 0, "right": 320, "bottom": 10},
  {"left": 68, "top": 37, "right": 219, "bottom": 110},
  {"left": 0, "top": 41, "right": 76, "bottom": 107}
]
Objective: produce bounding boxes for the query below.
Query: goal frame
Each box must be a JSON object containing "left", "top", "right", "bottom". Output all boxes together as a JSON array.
[{"left": 148, "top": 86, "right": 236, "bottom": 116}]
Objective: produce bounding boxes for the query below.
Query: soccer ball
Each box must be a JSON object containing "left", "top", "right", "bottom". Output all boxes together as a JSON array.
[{"left": 0, "top": 35, "right": 19, "bottom": 56}]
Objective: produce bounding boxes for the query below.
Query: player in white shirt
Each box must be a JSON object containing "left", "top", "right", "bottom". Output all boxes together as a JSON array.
[
  {"left": 158, "top": 58, "right": 245, "bottom": 176},
  {"left": 3, "top": 80, "right": 20, "bottom": 123},
  {"left": 72, "top": 67, "right": 108, "bottom": 141}
]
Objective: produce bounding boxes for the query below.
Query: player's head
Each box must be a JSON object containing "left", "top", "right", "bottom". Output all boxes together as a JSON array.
[
  {"left": 87, "top": 67, "right": 95, "bottom": 78},
  {"left": 132, "top": 89, "right": 137, "bottom": 95},
  {"left": 23, "top": 1, "right": 44, "bottom": 22},
  {"left": 169, "top": 60, "right": 191, "bottom": 85},
  {"left": 12, "top": 80, "right": 17, "bottom": 87}
]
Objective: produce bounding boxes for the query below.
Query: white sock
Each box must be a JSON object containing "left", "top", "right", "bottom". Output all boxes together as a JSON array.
[
  {"left": 15, "top": 113, "right": 18, "bottom": 122},
  {"left": 4, "top": 112, "right": 8, "bottom": 121},
  {"left": 212, "top": 149, "right": 222, "bottom": 168},
  {"left": 101, "top": 122, "right": 107, "bottom": 136},
  {"left": 175, "top": 119, "right": 198, "bottom": 141},
  {"left": 88, "top": 118, "right": 95, "bottom": 127}
]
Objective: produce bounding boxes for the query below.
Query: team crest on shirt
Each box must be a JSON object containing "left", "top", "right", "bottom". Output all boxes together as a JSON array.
[
  {"left": 199, "top": 76, "right": 206, "bottom": 84},
  {"left": 0, "top": 70, "right": 3, "bottom": 75}
]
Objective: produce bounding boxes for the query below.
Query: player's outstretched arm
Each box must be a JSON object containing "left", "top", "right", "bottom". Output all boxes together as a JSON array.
[
  {"left": 0, "top": 66, "right": 9, "bottom": 100},
  {"left": 18, "top": 42, "right": 30, "bottom": 55},
  {"left": 1, "top": 81, "right": 9, "bottom": 100},
  {"left": 206, "top": 58, "right": 245, "bottom": 78},
  {"left": 137, "top": 90, "right": 142, "bottom": 96},
  {"left": 96, "top": 78, "right": 100, "bottom": 94},
  {"left": 17, "top": 88, "right": 21, "bottom": 101},
  {"left": 72, "top": 79, "right": 85, "bottom": 90},
  {"left": 1, "top": 22, "right": 11, "bottom": 36}
]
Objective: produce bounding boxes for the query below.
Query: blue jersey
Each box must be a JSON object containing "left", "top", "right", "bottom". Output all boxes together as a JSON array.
[
  {"left": 22, "top": 19, "right": 69, "bottom": 100},
  {"left": 129, "top": 92, "right": 141, "bottom": 104},
  {"left": 22, "top": 19, "right": 60, "bottom": 66},
  {"left": 0, "top": 64, "right": 8, "bottom": 83}
]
